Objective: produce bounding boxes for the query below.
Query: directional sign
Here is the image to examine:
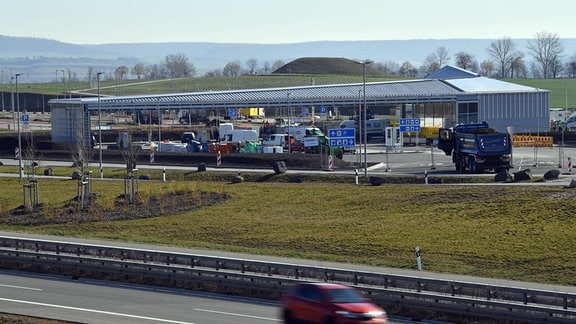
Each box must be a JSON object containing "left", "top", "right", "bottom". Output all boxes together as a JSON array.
[
  {"left": 227, "top": 108, "right": 237, "bottom": 119},
  {"left": 399, "top": 118, "right": 421, "bottom": 132},
  {"left": 328, "top": 128, "right": 356, "bottom": 147}
]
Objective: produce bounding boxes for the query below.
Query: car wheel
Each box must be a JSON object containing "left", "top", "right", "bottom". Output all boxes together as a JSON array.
[
  {"left": 283, "top": 309, "right": 296, "bottom": 324},
  {"left": 323, "top": 315, "right": 335, "bottom": 324}
]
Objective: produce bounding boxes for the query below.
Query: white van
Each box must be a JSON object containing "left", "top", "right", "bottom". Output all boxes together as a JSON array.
[
  {"left": 565, "top": 113, "right": 576, "bottom": 131},
  {"left": 339, "top": 119, "right": 390, "bottom": 140},
  {"left": 223, "top": 129, "right": 259, "bottom": 142}
]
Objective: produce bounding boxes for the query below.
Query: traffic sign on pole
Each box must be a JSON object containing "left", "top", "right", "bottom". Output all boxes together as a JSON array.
[
  {"left": 328, "top": 128, "right": 356, "bottom": 147},
  {"left": 399, "top": 118, "right": 421, "bottom": 132}
]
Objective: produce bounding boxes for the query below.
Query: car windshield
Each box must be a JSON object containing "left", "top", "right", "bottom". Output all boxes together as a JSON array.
[{"left": 325, "top": 288, "right": 365, "bottom": 303}]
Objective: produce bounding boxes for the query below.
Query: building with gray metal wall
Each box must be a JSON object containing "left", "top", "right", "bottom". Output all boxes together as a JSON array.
[{"left": 48, "top": 66, "right": 549, "bottom": 144}]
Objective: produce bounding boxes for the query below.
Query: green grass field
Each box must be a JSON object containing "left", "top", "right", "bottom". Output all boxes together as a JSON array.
[{"left": 1, "top": 171, "right": 575, "bottom": 287}]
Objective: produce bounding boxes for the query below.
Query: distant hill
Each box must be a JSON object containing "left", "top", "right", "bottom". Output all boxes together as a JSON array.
[
  {"left": 274, "top": 57, "right": 386, "bottom": 75},
  {"left": 1, "top": 35, "right": 576, "bottom": 82}
]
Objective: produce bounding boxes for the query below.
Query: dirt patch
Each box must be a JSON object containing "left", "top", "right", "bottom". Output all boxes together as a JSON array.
[{"left": 2, "top": 191, "right": 230, "bottom": 226}]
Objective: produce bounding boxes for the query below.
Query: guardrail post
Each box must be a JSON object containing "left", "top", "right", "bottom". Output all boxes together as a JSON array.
[
  {"left": 294, "top": 267, "right": 299, "bottom": 279},
  {"left": 353, "top": 273, "right": 358, "bottom": 285}
]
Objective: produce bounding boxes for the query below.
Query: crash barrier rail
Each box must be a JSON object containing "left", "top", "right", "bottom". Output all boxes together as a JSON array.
[
  {"left": 0, "top": 236, "right": 575, "bottom": 323},
  {"left": 513, "top": 134, "right": 554, "bottom": 147}
]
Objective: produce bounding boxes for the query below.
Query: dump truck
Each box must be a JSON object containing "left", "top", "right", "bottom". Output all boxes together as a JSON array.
[{"left": 438, "top": 122, "right": 512, "bottom": 173}]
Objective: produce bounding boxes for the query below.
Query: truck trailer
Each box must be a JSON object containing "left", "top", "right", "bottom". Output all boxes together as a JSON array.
[{"left": 438, "top": 122, "right": 512, "bottom": 173}]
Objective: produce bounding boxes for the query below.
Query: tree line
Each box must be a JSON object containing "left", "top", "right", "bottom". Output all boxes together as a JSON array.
[{"left": 91, "top": 31, "right": 575, "bottom": 84}]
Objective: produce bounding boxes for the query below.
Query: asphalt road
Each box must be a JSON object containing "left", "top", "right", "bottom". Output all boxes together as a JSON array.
[{"left": 0, "top": 270, "right": 281, "bottom": 324}]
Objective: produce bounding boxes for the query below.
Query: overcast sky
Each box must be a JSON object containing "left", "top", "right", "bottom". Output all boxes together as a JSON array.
[{"left": 2, "top": 0, "right": 574, "bottom": 44}]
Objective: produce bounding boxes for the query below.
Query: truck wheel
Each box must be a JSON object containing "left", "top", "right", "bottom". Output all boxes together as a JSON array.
[
  {"left": 455, "top": 158, "right": 463, "bottom": 172},
  {"left": 468, "top": 156, "right": 477, "bottom": 174}
]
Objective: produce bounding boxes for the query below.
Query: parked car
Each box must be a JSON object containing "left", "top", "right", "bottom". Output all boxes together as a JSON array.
[
  {"left": 281, "top": 282, "right": 388, "bottom": 324},
  {"left": 181, "top": 132, "right": 196, "bottom": 144},
  {"left": 290, "top": 139, "right": 306, "bottom": 152}
]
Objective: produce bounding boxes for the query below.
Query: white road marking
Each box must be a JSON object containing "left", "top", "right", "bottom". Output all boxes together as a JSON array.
[
  {"left": 194, "top": 308, "right": 280, "bottom": 322},
  {"left": 0, "top": 297, "right": 195, "bottom": 324},
  {"left": 0, "top": 284, "right": 42, "bottom": 291}
]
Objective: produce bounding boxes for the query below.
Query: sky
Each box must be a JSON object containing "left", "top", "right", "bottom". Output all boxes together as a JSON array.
[{"left": 1, "top": 0, "right": 575, "bottom": 45}]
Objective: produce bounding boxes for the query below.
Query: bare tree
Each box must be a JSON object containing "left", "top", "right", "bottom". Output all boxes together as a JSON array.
[
  {"left": 375, "top": 61, "right": 399, "bottom": 75},
  {"left": 566, "top": 55, "right": 576, "bottom": 78},
  {"left": 245, "top": 58, "right": 258, "bottom": 75},
  {"left": 454, "top": 52, "right": 475, "bottom": 70},
  {"left": 487, "top": 37, "right": 517, "bottom": 78},
  {"left": 399, "top": 61, "right": 417, "bottom": 77},
  {"left": 71, "top": 128, "right": 92, "bottom": 177},
  {"left": 420, "top": 47, "right": 450, "bottom": 75},
  {"left": 23, "top": 133, "right": 41, "bottom": 180},
  {"left": 164, "top": 53, "right": 196, "bottom": 78},
  {"left": 480, "top": 60, "right": 495, "bottom": 77},
  {"left": 131, "top": 63, "right": 148, "bottom": 80},
  {"left": 550, "top": 57, "right": 564, "bottom": 78},
  {"left": 528, "top": 31, "right": 564, "bottom": 79},
  {"left": 509, "top": 53, "right": 525, "bottom": 78},
  {"left": 262, "top": 61, "right": 271, "bottom": 75},
  {"left": 223, "top": 60, "right": 242, "bottom": 77},
  {"left": 87, "top": 66, "right": 94, "bottom": 87},
  {"left": 270, "top": 60, "right": 285, "bottom": 73},
  {"left": 148, "top": 64, "right": 167, "bottom": 79},
  {"left": 204, "top": 69, "right": 223, "bottom": 77},
  {"left": 115, "top": 65, "right": 129, "bottom": 80}
]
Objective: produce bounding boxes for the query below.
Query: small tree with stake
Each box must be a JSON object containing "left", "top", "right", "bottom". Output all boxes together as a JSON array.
[{"left": 70, "top": 128, "right": 94, "bottom": 209}]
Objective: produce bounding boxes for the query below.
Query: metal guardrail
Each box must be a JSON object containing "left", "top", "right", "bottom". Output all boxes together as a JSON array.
[{"left": 1, "top": 236, "right": 575, "bottom": 323}]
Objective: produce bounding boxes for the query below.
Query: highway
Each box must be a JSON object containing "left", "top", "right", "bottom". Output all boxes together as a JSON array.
[{"left": 0, "top": 270, "right": 281, "bottom": 324}]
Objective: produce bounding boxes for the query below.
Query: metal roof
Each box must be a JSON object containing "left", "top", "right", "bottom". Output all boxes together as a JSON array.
[
  {"left": 425, "top": 65, "right": 480, "bottom": 79},
  {"left": 48, "top": 73, "right": 545, "bottom": 111},
  {"left": 444, "top": 77, "right": 544, "bottom": 93},
  {"left": 50, "top": 79, "right": 462, "bottom": 111}
]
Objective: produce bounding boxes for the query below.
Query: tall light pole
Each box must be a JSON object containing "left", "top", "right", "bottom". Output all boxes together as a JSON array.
[
  {"left": 97, "top": 72, "right": 103, "bottom": 178},
  {"left": 362, "top": 60, "right": 373, "bottom": 180},
  {"left": 357, "top": 89, "right": 362, "bottom": 167},
  {"left": 60, "top": 70, "right": 65, "bottom": 99},
  {"left": 0, "top": 70, "right": 4, "bottom": 112},
  {"left": 287, "top": 92, "right": 291, "bottom": 154},
  {"left": 15, "top": 73, "right": 23, "bottom": 179}
]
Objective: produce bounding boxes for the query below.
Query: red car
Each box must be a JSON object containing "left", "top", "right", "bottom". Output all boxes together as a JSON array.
[{"left": 281, "top": 282, "right": 388, "bottom": 324}]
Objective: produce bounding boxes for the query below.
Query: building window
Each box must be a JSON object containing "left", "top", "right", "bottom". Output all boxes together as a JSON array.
[{"left": 457, "top": 102, "right": 478, "bottom": 124}]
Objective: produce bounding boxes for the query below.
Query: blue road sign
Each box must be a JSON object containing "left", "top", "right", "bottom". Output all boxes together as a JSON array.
[
  {"left": 399, "top": 118, "right": 421, "bottom": 132},
  {"left": 328, "top": 128, "right": 356, "bottom": 147},
  {"left": 22, "top": 114, "right": 29, "bottom": 122},
  {"left": 320, "top": 106, "right": 327, "bottom": 114}
]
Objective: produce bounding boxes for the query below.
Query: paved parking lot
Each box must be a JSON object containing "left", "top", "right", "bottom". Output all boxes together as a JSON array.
[{"left": 342, "top": 143, "right": 576, "bottom": 176}]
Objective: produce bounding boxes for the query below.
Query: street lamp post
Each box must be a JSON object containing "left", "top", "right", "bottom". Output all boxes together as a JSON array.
[
  {"left": 0, "top": 70, "right": 4, "bottom": 112},
  {"left": 97, "top": 72, "right": 103, "bottom": 178},
  {"left": 60, "top": 70, "right": 65, "bottom": 99},
  {"left": 287, "top": 92, "right": 291, "bottom": 154},
  {"left": 357, "top": 89, "right": 362, "bottom": 167},
  {"left": 361, "top": 60, "right": 373, "bottom": 180},
  {"left": 15, "top": 73, "right": 23, "bottom": 179}
]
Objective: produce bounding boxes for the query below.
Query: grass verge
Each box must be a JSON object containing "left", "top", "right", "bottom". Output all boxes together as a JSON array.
[{"left": 0, "top": 172, "right": 575, "bottom": 286}]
